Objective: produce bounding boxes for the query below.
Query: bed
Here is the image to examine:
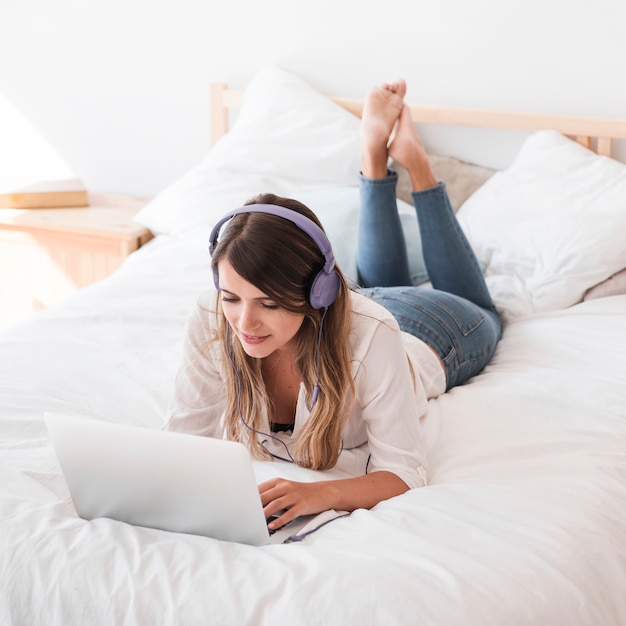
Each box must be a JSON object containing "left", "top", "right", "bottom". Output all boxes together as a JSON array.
[{"left": 2, "top": 64, "right": 626, "bottom": 625}]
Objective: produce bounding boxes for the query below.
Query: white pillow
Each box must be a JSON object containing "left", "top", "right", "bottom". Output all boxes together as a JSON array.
[
  {"left": 134, "top": 64, "right": 362, "bottom": 237},
  {"left": 457, "top": 130, "right": 626, "bottom": 320}
]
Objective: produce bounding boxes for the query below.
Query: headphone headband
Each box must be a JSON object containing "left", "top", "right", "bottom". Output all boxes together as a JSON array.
[{"left": 208, "top": 203, "right": 340, "bottom": 309}]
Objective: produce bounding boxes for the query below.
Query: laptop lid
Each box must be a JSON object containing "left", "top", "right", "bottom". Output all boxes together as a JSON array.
[{"left": 45, "top": 412, "right": 273, "bottom": 546}]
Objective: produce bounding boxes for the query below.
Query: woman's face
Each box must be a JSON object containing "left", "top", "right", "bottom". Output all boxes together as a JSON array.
[{"left": 218, "top": 259, "right": 306, "bottom": 359}]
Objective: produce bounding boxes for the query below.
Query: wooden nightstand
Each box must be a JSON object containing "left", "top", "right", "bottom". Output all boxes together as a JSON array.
[{"left": 0, "top": 192, "right": 153, "bottom": 330}]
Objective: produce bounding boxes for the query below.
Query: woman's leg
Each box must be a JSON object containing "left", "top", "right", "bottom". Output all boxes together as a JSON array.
[
  {"left": 357, "top": 84, "right": 502, "bottom": 389},
  {"left": 389, "top": 105, "right": 496, "bottom": 313},
  {"left": 356, "top": 80, "right": 424, "bottom": 288},
  {"left": 357, "top": 171, "right": 412, "bottom": 287},
  {"left": 411, "top": 183, "right": 496, "bottom": 312}
]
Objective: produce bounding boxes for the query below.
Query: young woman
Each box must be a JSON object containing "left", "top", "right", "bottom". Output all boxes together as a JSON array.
[{"left": 164, "top": 80, "right": 502, "bottom": 531}]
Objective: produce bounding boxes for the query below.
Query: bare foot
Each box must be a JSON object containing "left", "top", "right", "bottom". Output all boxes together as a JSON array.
[
  {"left": 388, "top": 104, "right": 437, "bottom": 191},
  {"left": 360, "top": 80, "right": 406, "bottom": 179}
]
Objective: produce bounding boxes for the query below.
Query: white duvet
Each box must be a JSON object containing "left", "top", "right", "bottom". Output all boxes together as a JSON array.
[{"left": 1, "top": 227, "right": 625, "bottom": 626}]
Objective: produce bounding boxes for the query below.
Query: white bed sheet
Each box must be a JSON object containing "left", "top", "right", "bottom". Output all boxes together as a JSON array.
[{"left": 1, "top": 231, "right": 626, "bottom": 626}]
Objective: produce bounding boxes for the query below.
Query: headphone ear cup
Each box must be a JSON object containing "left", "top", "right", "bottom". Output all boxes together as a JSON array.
[{"left": 309, "top": 270, "right": 340, "bottom": 309}]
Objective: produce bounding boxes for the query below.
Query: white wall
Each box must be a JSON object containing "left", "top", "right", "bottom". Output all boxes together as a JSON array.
[{"left": 1, "top": 0, "right": 625, "bottom": 197}]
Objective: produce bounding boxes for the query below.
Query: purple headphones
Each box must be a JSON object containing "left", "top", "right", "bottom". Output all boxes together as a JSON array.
[{"left": 208, "top": 203, "right": 340, "bottom": 309}]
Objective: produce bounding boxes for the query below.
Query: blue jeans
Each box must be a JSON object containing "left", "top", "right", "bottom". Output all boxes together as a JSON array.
[{"left": 356, "top": 171, "right": 502, "bottom": 390}]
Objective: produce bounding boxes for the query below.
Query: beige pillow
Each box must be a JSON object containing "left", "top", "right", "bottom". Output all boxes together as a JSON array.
[
  {"left": 392, "top": 155, "right": 496, "bottom": 212},
  {"left": 584, "top": 268, "right": 626, "bottom": 300}
]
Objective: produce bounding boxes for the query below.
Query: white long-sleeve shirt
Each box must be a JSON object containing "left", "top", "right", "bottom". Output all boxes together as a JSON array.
[{"left": 164, "top": 290, "right": 445, "bottom": 489}]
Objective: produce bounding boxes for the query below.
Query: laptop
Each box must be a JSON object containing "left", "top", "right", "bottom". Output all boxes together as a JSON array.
[{"left": 44, "top": 412, "right": 338, "bottom": 545}]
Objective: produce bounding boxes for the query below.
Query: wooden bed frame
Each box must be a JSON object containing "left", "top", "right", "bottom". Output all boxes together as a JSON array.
[{"left": 210, "top": 83, "right": 626, "bottom": 157}]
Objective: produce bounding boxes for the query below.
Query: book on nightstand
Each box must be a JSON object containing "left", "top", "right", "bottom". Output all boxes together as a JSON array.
[{"left": 0, "top": 178, "right": 89, "bottom": 209}]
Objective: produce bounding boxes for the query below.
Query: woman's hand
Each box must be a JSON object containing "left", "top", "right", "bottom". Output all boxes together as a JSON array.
[
  {"left": 258, "top": 471, "right": 409, "bottom": 530},
  {"left": 259, "top": 477, "right": 333, "bottom": 530}
]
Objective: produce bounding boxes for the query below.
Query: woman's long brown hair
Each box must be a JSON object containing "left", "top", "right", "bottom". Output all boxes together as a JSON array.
[{"left": 210, "top": 193, "right": 355, "bottom": 470}]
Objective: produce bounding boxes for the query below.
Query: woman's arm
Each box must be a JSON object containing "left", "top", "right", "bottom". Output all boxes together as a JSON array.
[{"left": 259, "top": 471, "right": 409, "bottom": 530}]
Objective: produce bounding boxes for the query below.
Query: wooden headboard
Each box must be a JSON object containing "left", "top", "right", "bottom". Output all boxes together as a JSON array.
[{"left": 210, "top": 83, "right": 626, "bottom": 158}]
